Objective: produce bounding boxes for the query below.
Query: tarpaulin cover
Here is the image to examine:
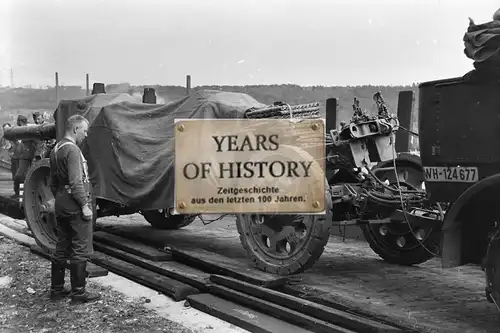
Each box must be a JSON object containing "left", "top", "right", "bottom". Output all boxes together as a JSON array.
[
  {"left": 53, "top": 93, "right": 139, "bottom": 140},
  {"left": 463, "top": 19, "right": 500, "bottom": 69},
  {"left": 82, "top": 89, "right": 266, "bottom": 210}
]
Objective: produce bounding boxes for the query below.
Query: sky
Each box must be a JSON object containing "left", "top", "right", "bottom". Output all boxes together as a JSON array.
[{"left": 0, "top": 0, "right": 499, "bottom": 87}]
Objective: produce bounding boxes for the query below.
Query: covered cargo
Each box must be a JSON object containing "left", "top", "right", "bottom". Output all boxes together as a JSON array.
[
  {"left": 53, "top": 93, "right": 139, "bottom": 140},
  {"left": 71, "top": 90, "right": 267, "bottom": 210}
]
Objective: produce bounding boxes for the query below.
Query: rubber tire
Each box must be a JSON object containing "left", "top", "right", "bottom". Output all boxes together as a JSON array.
[
  {"left": 360, "top": 158, "right": 441, "bottom": 265},
  {"left": 142, "top": 210, "right": 196, "bottom": 230},
  {"left": 23, "top": 158, "right": 56, "bottom": 253},
  {"left": 236, "top": 179, "right": 333, "bottom": 276}
]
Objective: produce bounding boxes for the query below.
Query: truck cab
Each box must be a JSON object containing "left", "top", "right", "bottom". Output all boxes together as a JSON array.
[{"left": 418, "top": 72, "right": 500, "bottom": 295}]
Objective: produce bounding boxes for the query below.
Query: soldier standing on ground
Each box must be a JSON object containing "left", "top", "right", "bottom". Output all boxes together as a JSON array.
[
  {"left": 48, "top": 114, "right": 100, "bottom": 303},
  {"left": 13, "top": 115, "right": 36, "bottom": 191}
]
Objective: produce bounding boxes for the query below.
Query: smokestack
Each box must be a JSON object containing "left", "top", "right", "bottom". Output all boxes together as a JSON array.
[
  {"left": 325, "top": 98, "right": 337, "bottom": 135},
  {"left": 92, "top": 83, "right": 106, "bottom": 95},
  {"left": 186, "top": 75, "right": 191, "bottom": 95},
  {"left": 142, "top": 88, "right": 157, "bottom": 104},
  {"left": 55, "top": 72, "right": 59, "bottom": 106},
  {"left": 86, "top": 74, "right": 90, "bottom": 96}
]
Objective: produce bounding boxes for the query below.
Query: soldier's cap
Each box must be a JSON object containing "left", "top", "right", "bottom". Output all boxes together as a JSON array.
[{"left": 17, "top": 115, "right": 28, "bottom": 124}]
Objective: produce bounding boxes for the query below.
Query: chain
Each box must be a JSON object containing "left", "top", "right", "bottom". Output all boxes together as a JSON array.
[{"left": 198, "top": 214, "right": 228, "bottom": 225}]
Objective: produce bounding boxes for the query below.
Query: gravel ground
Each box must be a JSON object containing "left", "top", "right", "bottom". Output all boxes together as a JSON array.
[{"left": 0, "top": 235, "right": 195, "bottom": 333}]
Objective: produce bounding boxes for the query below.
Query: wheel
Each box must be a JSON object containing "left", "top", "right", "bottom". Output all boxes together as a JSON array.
[
  {"left": 23, "top": 158, "right": 57, "bottom": 253},
  {"left": 484, "top": 224, "right": 500, "bottom": 310},
  {"left": 361, "top": 157, "right": 442, "bottom": 265},
  {"left": 141, "top": 209, "right": 196, "bottom": 230},
  {"left": 236, "top": 180, "right": 333, "bottom": 275},
  {"left": 23, "top": 158, "right": 98, "bottom": 253}
]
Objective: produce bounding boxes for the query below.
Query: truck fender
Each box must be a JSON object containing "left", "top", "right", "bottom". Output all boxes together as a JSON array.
[
  {"left": 373, "top": 151, "right": 422, "bottom": 170},
  {"left": 441, "top": 173, "right": 500, "bottom": 268}
]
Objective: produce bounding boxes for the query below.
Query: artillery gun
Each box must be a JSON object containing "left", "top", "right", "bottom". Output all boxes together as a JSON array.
[
  {"left": 240, "top": 92, "right": 443, "bottom": 272},
  {"left": 323, "top": 93, "right": 442, "bottom": 266},
  {"left": 4, "top": 84, "right": 443, "bottom": 275},
  {"left": 4, "top": 86, "right": 198, "bottom": 233}
]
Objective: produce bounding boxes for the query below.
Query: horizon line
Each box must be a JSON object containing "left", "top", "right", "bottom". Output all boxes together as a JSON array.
[{"left": 0, "top": 82, "right": 425, "bottom": 90}]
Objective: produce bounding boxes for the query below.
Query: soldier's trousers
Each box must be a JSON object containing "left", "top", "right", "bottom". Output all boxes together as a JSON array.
[
  {"left": 10, "top": 158, "right": 19, "bottom": 195},
  {"left": 14, "top": 158, "right": 31, "bottom": 184},
  {"left": 52, "top": 213, "right": 94, "bottom": 264}
]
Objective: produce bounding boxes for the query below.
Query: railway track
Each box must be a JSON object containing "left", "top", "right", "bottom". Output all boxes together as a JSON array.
[
  {"left": 0, "top": 214, "right": 407, "bottom": 333},
  {"left": 1, "top": 188, "right": 499, "bottom": 333},
  {"left": 0, "top": 185, "right": 497, "bottom": 333}
]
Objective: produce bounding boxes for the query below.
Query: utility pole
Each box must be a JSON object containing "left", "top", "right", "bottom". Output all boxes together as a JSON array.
[
  {"left": 10, "top": 68, "right": 13, "bottom": 87},
  {"left": 186, "top": 74, "right": 191, "bottom": 95}
]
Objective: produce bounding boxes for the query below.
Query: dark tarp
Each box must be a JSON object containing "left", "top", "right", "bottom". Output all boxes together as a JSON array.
[
  {"left": 54, "top": 93, "right": 140, "bottom": 119},
  {"left": 463, "top": 19, "right": 500, "bottom": 70},
  {"left": 53, "top": 93, "right": 139, "bottom": 141},
  {"left": 82, "top": 89, "right": 266, "bottom": 210}
]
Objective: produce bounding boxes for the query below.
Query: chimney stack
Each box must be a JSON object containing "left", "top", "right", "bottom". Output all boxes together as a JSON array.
[
  {"left": 92, "top": 83, "right": 106, "bottom": 95},
  {"left": 142, "top": 88, "right": 157, "bottom": 104}
]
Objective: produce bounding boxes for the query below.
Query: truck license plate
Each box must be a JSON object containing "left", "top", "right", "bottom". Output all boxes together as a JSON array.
[{"left": 424, "top": 166, "right": 478, "bottom": 183}]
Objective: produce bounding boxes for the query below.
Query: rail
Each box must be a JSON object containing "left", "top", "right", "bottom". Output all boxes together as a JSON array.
[{"left": 0, "top": 210, "right": 409, "bottom": 333}]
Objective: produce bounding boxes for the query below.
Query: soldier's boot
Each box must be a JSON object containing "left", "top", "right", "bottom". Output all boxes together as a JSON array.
[
  {"left": 49, "top": 261, "right": 71, "bottom": 301},
  {"left": 70, "top": 260, "right": 100, "bottom": 304}
]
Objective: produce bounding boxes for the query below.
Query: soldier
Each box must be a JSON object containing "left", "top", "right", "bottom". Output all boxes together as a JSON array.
[
  {"left": 33, "top": 111, "right": 43, "bottom": 125},
  {"left": 1, "top": 123, "right": 19, "bottom": 197},
  {"left": 1, "top": 123, "right": 13, "bottom": 158},
  {"left": 1, "top": 123, "right": 12, "bottom": 148},
  {"left": 13, "top": 115, "right": 36, "bottom": 189},
  {"left": 48, "top": 115, "right": 100, "bottom": 303},
  {"left": 12, "top": 115, "right": 33, "bottom": 198}
]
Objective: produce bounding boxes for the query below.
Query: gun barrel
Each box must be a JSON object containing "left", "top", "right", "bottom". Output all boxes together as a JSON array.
[{"left": 3, "top": 123, "right": 56, "bottom": 141}]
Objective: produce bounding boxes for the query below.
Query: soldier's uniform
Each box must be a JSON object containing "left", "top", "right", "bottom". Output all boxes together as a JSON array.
[
  {"left": 7, "top": 133, "right": 27, "bottom": 198},
  {"left": 14, "top": 123, "right": 36, "bottom": 188},
  {"left": 0, "top": 130, "right": 12, "bottom": 154},
  {"left": 0, "top": 130, "right": 18, "bottom": 196},
  {"left": 10, "top": 140, "right": 21, "bottom": 197},
  {"left": 49, "top": 137, "right": 98, "bottom": 303},
  {"left": 14, "top": 140, "right": 35, "bottom": 179}
]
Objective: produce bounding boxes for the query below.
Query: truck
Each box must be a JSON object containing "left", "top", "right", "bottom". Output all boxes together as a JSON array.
[{"left": 419, "top": 72, "right": 500, "bottom": 310}]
